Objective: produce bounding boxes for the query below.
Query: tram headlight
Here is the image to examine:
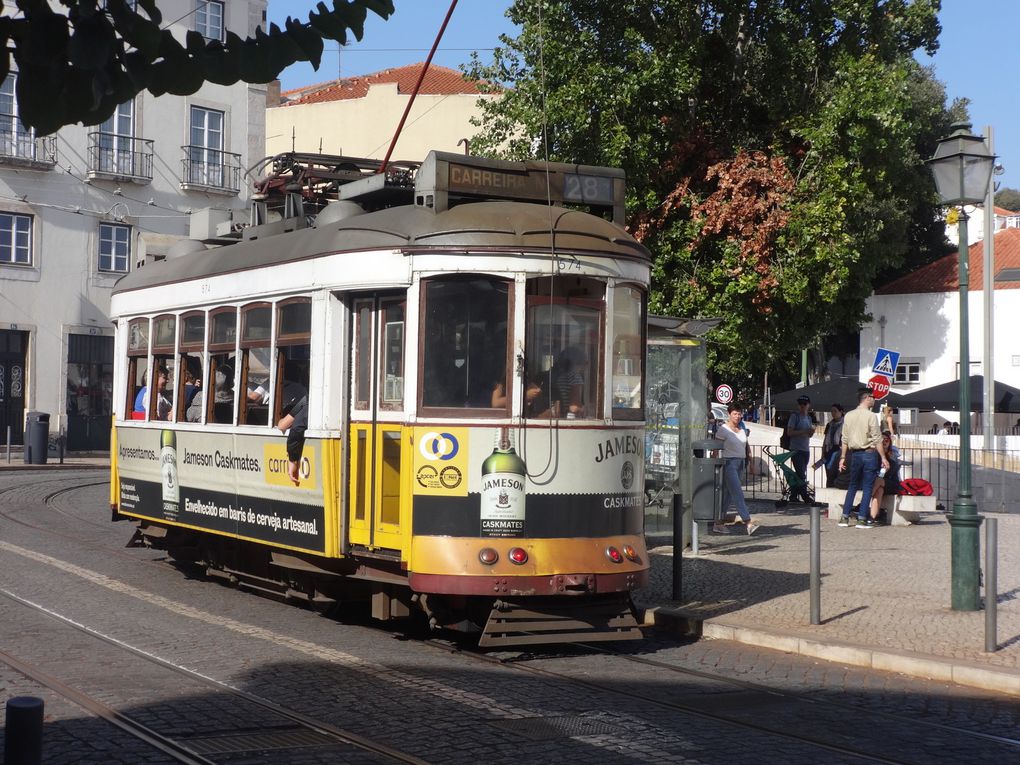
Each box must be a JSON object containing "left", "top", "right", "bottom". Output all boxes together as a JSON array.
[
  {"left": 508, "top": 547, "right": 528, "bottom": 565},
  {"left": 605, "top": 546, "right": 624, "bottom": 564},
  {"left": 478, "top": 547, "right": 499, "bottom": 565},
  {"left": 622, "top": 544, "right": 639, "bottom": 562}
]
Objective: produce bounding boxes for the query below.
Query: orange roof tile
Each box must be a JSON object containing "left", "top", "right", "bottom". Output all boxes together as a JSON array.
[
  {"left": 877, "top": 227, "right": 1020, "bottom": 294},
  {"left": 279, "top": 63, "right": 493, "bottom": 106}
]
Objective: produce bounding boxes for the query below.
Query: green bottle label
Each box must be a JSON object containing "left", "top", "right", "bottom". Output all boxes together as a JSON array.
[
  {"left": 480, "top": 427, "right": 526, "bottom": 537},
  {"left": 160, "top": 429, "right": 179, "bottom": 514}
]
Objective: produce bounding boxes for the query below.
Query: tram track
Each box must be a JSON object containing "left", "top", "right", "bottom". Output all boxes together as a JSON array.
[
  {"left": 0, "top": 588, "right": 430, "bottom": 764},
  {"left": 422, "top": 637, "right": 1020, "bottom": 764},
  {"left": 0, "top": 474, "right": 148, "bottom": 563},
  {"left": 573, "top": 640, "right": 1020, "bottom": 749},
  {"left": 5, "top": 477, "right": 1017, "bottom": 762}
]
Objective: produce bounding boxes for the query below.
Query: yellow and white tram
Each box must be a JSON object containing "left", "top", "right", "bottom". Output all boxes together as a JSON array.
[{"left": 110, "top": 151, "right": 650, "bottom": 646}]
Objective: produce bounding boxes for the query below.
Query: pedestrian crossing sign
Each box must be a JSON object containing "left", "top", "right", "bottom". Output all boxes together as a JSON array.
[{"left": 872, "top": 347, "right": 900, "bottom": 377}]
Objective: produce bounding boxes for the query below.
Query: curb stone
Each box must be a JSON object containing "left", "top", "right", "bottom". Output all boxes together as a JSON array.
[{"left": 647, "top": 607, "right": 1020, "bottom": 697}]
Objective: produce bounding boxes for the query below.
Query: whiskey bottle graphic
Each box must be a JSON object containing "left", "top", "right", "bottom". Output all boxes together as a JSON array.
[
  {"left": 480, "top": 426, "right": 526, "bottom": 537},
  {"left": 160, "top": 429, "right": 179, "bottom": 513}
]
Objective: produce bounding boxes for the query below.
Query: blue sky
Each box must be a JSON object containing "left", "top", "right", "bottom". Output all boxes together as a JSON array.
[{"left": 270, "top": 1, "right": 1016, "bottom": 190}]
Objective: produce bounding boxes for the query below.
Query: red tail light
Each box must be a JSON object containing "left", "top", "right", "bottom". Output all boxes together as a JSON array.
[
  {"left": 508, "top": 547, "right": 528, "bottom": 565},
  {"left": 606, "top": 546, "right": 623, "bottom": 563}
]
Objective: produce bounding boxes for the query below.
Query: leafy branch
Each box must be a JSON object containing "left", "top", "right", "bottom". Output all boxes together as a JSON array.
[{"left": 0, "top": 0, "right": 394, "bottom": 134}]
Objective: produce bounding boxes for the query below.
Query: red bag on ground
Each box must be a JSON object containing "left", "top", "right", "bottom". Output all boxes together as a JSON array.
[{"left": 898, "top": 478, "right": 933, "bottom": 496}]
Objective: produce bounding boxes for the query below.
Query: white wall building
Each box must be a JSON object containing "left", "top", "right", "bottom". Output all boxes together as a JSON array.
[
  {"left": 266, "top": 63, "right": 499, "bottom": 162},
  {"left": 944, "top": 204, "right": 1020, "bottom": 247},
  {"left": 861, "top": 226, "right": 1020, "bottom": 433},
  {"left": 0, "top": 0, "right": 267, "bottom": 451}
]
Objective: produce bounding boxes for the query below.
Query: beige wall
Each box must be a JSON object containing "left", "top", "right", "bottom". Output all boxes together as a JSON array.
[{"left": 267, "top": 83, "right": 499, "bottom": 162}]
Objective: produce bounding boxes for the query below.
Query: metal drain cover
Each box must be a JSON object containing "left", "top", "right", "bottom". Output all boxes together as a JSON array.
[
  {"left": 182, "top": 727, "right": 337, "bottom": 754},
  {"left": 490, "top": 715, "right": 624, "bottom": 741}
]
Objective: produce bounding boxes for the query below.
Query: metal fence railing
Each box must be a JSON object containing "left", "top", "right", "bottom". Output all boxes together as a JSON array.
[{"left": 743, "top": 443, "right": 1020, "bottom": 512}]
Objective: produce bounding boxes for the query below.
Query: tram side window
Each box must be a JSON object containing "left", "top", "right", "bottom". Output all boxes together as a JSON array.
[
  {"left": 178, "top": 312, "right": 206, "bottom": 422},
  {"left": 274, "top": 298, "right": 311, "bottom": 428},
  {"left": 239, "top": 303, "right": 271, "bottom": 426},
  {"left": 126, "top": 318, "right": 148, "bottom": 420},
  {"left": 207, "top": 308, "right": 237, "bottom": 424},
  {"left": 611, "top": 285, "right": 646, "bottom": 419},
  {"left": 380, "top": 298, "right": 404, "bottom": 410},
  {"left": 420, "top": 277, "right": 509, "bottom": 412},
  {"left": 525, "top": 276, "right": 605, "bottom": 419},
  {"left": 146, "top": 315, "right": 176, "bottom": 421}
]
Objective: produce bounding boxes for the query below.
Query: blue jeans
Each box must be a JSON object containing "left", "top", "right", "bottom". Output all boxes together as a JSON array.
[
  {"left": 721, "top": 458, "right": 750, "bottom": 523},
  {"left": 791, "top": 449, "right": 811, "bottom": 501},
  {"left": 841, "top": 450, "right": 880, "bottom": 518}
]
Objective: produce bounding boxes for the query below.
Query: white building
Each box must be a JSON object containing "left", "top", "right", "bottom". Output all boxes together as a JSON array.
[
  {"left": 861, "top": 226, "right": 1020, "bottom": 431},
  {"left": 944, "top": 205, "right": 1020, "bottom": 247},
  {"left": 266, "top": 63, "right": 499, "bottom": 162},
  {"left": 0, "top": 0, "right": 267, "bottom": 451}
]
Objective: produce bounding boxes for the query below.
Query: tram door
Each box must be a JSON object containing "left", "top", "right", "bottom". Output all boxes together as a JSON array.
[{"left": 347, "top": 294, "right": 407, "bottom": 552}]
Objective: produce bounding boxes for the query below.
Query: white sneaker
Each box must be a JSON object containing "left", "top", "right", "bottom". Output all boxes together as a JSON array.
[{"left": 746, "top": 521, "right": 760, "bottom": 536}]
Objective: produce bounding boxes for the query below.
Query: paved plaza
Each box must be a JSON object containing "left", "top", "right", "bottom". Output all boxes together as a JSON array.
[{"left": 639, "top": 498, "right": 1020, "bottom": 696}]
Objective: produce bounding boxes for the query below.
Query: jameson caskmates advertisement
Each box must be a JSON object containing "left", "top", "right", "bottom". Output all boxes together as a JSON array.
[{"left": 116, "top": 427, "right": 326, "bottom": 554}]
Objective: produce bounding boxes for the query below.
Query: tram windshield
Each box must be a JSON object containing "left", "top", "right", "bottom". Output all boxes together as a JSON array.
[
  {"left": 526, "top": 276, "right": 604, "bottom": 419},
  {"left": 421, "top": 277, "right": 509, "bottom": 412}
]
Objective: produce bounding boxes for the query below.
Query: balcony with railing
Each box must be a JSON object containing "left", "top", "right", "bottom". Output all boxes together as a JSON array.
[
  {"left": 180, "top": 146, "right": 242, "bottom": 195},
  {"left": 0, "top": 130, "right": 57, "bottom": 169},
  {"left": 86, "top": 132, "right": 154, "bottom": 184}
]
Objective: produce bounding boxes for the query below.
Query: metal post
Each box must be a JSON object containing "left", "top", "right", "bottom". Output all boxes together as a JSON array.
[
  {"left": 984, "top": 517, "right": 998, "bottom": 652},
  {"left": 810, "top": 505, "right": 821, "bottom": 625},
  {"left": 982, "top": 127, "right": 995, "bottom": 452},
  {"left": 672, "top": 492, "right": 683, "bottom": 601},
  {"left": 4, "top": 696, "right": 44, "bottom": 765},
  {"left": 6, "top": 424, "right": 10, "bottom": 463},
  {"left": 949, "top": 209, "right": 983, "bottom": 611}
]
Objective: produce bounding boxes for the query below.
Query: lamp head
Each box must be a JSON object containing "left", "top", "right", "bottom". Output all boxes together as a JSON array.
[{"left": 927, "top": 121, "right": 996, "bottom": 206}]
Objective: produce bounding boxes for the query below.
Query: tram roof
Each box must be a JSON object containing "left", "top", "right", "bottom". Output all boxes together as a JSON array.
[{"left": 112, "top": 200, "right": 652, "bottom": 296}]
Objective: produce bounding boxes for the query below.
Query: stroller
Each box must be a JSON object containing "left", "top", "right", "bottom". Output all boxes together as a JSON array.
[{"left": 763, "top": 445, "right": 814, "bottom": 508}]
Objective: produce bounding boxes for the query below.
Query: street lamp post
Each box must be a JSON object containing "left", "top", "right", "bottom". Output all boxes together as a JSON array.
[{"left": 927, "top": 122, "right": 996, "bottom": 611}]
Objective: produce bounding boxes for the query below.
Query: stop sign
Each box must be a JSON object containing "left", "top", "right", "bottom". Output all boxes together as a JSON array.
[{"left": 868, "top": 374, "right": 890, "bottom": 401}]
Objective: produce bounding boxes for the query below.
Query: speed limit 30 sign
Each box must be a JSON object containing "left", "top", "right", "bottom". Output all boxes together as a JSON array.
[{"left": 715, "top": 384, "right": 733, "bottom": 404}]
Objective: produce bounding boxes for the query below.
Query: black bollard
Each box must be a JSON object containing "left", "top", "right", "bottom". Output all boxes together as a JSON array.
[
  {"left": 672, "top": 492, "right": 683, "bottom": 601},
  {"left": 5, "top": 696, "right": 44, "bottom": 765}
]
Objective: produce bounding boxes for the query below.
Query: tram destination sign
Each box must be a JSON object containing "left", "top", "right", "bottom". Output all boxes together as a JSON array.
[{"left": 416, "top": 151, "right": 626, "bottom": 225}]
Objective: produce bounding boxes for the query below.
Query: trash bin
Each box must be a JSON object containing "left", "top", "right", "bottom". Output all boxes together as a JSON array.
[
  {"left": 23, "top": 411, "right": 49, "bottom": 465},
  {"left": 691, "top": 438, "right": 724, "bottom": 521}
]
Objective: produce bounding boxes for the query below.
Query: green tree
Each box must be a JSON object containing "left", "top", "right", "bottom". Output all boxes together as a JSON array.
[
  {"left": 467, "top": 0, "right": 954, "bottom": 382},
  {"left": 994, "top": 187, "right": 1020, "bottom": 212},
  {"left": 0, "top": 0, "right": 393, "bottom": 134}
]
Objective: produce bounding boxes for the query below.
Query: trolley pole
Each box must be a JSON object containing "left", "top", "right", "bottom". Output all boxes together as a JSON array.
[{"left": 809, "top": 505, "right": 821, "bottom": 625}]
